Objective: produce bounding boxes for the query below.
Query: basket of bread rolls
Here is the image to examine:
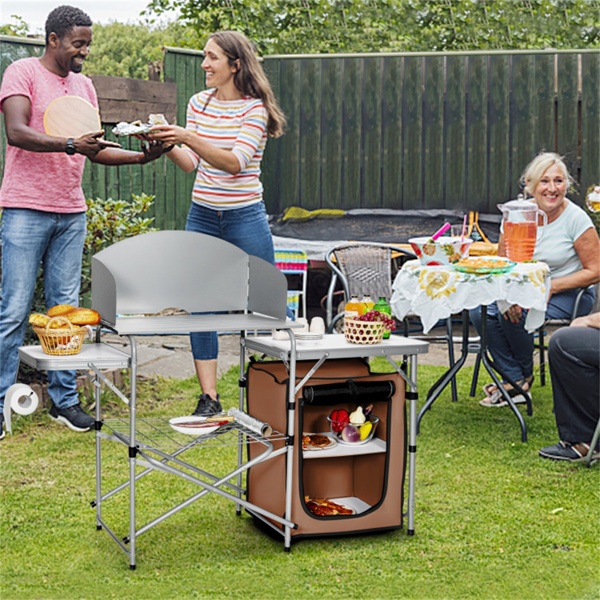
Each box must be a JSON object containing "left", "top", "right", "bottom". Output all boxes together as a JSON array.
[{"left": 29, "top": 305, "right": 101, "bottom": 355}]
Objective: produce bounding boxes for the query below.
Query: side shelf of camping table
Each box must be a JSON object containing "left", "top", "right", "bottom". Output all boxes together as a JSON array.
[{"left": 241, "top": 333, "right": 429, "bottom": 548}]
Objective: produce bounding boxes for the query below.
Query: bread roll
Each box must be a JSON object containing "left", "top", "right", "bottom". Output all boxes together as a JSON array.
[
  {"left": 148, "top": 113, "right": 168, "bottom": 125},
  {"left": 47, "top": 316, "right": 73, "bottom": 329},
  {"left": 67, "top": 308, "right": 101, "bottom": 326},
  {"left": 47, "top": 304, "right": 76, "bottom": 318},
  {"left": 29, "top": 313, "right": 50, "bottom": 328}
]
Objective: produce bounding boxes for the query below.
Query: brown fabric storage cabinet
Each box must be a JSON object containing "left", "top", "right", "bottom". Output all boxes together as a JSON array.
[{"left": 246, "top": 357, "right": 406, "bottom": 540}]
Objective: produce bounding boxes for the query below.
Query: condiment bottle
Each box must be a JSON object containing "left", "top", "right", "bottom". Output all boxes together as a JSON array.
[
  {"left": 361, "top": 295, "right": 375, "bottom": 312},
  {"left": 345, "top": 295, "right": 364, "bottom": 320},
  {"left": 373, "top": 296, "right": 392, "bottom": 338}
]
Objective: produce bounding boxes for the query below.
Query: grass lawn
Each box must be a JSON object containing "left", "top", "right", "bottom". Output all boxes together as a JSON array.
[{"left": 1, "top": 360, "right": 598, "bottom": 600}]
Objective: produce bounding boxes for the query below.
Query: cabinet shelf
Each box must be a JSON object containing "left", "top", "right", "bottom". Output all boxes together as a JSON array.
[{"left": 303, "top": 432, "right": 386, "bottom": 459}]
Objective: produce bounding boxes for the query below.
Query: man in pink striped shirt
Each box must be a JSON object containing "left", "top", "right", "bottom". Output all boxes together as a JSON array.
[{"left": 0, "top": 5, "right": 166, "bottom": 438}]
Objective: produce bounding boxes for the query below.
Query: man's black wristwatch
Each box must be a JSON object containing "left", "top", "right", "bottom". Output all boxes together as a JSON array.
[{"left": 65, "top": 138, "right": 76, "bottom": 155}]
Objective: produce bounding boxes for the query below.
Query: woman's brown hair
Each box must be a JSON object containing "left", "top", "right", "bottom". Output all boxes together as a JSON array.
[{"left": 207, "top": 30, "right": 286, "bottom": 138}]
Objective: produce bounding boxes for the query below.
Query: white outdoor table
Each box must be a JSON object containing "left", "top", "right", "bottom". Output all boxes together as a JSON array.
[{"left": 391, "top": 259, "right": 551, "bottom": 442}]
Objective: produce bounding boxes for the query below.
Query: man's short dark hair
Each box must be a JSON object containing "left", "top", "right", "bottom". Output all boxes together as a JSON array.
[{"left": 45, "top": 5, "right": 92, "bottom": 44}]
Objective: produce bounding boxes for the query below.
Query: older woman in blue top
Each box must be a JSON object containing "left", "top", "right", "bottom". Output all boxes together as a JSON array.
[{"left": 471, "top": 152, "right": 600, "bottom": 407}]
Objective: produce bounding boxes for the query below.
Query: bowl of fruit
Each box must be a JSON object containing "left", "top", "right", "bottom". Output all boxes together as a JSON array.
[
  {"left": 408, "top": 236, "right": 472, "bottom": 266},
  {"left": 327, "top": 406, "right": 379, "bottom": 445},
  {"left": 344, "top": 309, "right": 396, "bottom": 345}
]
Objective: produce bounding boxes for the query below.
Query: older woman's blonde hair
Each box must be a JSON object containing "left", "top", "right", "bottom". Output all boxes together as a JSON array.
[{"left": 520, "top": 152, "right": 574, "bottom": 197}]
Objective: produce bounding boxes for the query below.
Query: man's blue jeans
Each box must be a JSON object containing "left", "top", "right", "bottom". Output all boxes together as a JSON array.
[
  {"left": 185, "top": 201, "right": 276, "bottom": 360},
  {"left": 0, "top": 208, "right": 86, "bottom": 412}
]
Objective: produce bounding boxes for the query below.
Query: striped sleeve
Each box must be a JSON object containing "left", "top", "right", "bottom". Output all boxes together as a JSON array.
[
  {"left": 230, "top": 101, "right": 268, "bottom": 170},
  {"left": 183, "top": 98, "right": 200, "bottom": 169}
]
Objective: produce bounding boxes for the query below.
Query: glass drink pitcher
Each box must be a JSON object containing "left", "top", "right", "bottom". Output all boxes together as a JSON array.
[{"left": 497, "top": 197, "right": 547, "bottom": 262}]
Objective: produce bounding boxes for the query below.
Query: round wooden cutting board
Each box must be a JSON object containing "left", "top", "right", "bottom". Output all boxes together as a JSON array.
[{"left": 43, "top": 95, "right": 101, "bottom": 138}]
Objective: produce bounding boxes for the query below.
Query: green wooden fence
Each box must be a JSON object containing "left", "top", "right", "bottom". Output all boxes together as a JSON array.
[
  {"left": 258, "top": 49, "right": 599, "bottom": 215},
  {"left": 1, "top": 36, "right": 598, "bottom": 232}
]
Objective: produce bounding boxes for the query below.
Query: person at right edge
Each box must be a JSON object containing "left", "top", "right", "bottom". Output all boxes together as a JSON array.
[
  {"left": 470, "top": 152, "right": 600, "bottom": 407},
  {"left": 539, "top": 312, "right": 600, "bottom": 462},
  {"left": 147, "top": 30, "right": 286, "bottom": 417}
]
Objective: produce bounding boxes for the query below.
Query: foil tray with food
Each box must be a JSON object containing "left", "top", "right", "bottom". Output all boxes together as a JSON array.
[
  {"left": 112, "top": 113, "right": 168, "bottom": 137},
  {"left": 305, "top": 497, "right": 355, "bottom": 516}
]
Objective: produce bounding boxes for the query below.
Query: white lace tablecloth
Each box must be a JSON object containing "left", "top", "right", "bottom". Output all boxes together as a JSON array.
[{"left": 390, "top": 260, "right": 551, "bottom": 334}]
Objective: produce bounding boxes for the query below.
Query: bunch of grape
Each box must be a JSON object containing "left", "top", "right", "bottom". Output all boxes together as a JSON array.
[{"left": 357, "top": 310, "right": 396, "bottom": 331}]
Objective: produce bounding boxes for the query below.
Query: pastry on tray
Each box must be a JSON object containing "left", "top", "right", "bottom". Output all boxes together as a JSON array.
[
  {"left": 302, "top": 433, "right": 336, "bottom": 450},
  {"left": 305, "top": 497, "right": 353, "bottom": 516}
]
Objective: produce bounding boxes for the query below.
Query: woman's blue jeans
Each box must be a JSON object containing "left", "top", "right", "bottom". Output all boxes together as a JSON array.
[
  {"left": 469, "top": 287, "right": 596, "bottom": 383},
  {"left": 0, "top": 208, "right": 86, "bottom": 412},
  {"left": 185, "top": 201, "right": 276, "bottom": 360}
]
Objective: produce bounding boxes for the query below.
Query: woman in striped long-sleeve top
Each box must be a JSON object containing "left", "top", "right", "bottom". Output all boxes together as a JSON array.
[{"left": 149, "top": 30, "right": 286, "bottom": 417}]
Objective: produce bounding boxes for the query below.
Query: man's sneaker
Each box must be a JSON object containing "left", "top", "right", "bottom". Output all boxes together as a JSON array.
[
  {"left": 0, "top": 413, "right": 4, "bottom": 440},
  {"left": 49, "top": 403, "right": 94, "bottom": 432},
  {"left": 192, "top": 394, "right": 222, "bottom": 417},
  {"left": 539, "top": 440, "right": 600, "bottom": 462}
]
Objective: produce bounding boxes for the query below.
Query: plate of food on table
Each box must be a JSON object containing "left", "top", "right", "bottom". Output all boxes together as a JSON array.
[
  {"left": 169, "top": 415, "right": 232, "bottom": 436},
  {"left": 453, "top": 256, "right": 516, "bottom": 275}
]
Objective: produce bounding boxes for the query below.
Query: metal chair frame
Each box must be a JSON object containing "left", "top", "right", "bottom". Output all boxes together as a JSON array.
[
  {"left": 587, "top": 418, "right": 600, "bottom": 467},
  {"left": 536, "top": 286, "right": 593, "bottom": 386},
  {"left": 324, "top": 242, "right": 459, "bottom": 402},
  {"left": 325, "top": 242, "right": 415, "bottom": 332}
]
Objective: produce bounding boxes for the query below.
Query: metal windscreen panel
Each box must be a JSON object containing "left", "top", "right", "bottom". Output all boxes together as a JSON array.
[
  {"left": 92, "top": 231, "right": 249, "bottom": 319},
  {"left": 247, "top": 255, "right": 288, "bottom": 320}
]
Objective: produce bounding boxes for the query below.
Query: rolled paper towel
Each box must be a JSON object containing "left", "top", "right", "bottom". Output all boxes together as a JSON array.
[
  {"left": 4, "top": 383, "right": 39, "bottom": 435},
  {"left": 227, "top": 408, "right": 272, "bottom": 437}
]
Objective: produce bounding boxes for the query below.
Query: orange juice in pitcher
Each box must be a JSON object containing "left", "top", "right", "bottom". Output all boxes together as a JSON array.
[
  {"left": 498, "top": 198, "right": 547, "bottom": 262},
  {"left": 504, "top": 221, "right": 538, "bottom": 262}
]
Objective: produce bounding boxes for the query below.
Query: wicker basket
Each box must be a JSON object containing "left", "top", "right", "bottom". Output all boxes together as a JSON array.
[
  {"left": 33, "top": 316, "right": 87, "bottom": 356},
  {"left": 344, "top": 318, "right": 384, "bottom": 345}
]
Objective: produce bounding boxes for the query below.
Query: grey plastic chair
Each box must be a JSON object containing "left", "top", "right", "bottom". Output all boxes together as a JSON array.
[{"left": 324, "top": 242, "right": 415, "bottom": 332}]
